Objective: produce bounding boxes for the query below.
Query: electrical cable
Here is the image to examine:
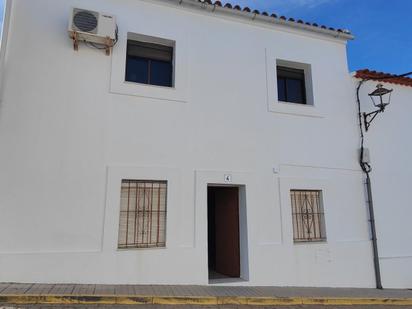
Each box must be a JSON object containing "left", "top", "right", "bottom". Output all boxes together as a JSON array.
[{"left": 84, "top": 24, "right": 119, "bottom": 51}]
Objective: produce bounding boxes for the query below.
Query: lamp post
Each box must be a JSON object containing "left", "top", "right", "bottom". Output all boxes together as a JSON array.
[
  {"left": 356, "top": 71, "right": 412, "bottom": 290},
  {"left": 363, "top": 84, "right": 393, "bottom": 131},
  {"left": 356, "top": 81, "right": 394, "bottom": 290}
]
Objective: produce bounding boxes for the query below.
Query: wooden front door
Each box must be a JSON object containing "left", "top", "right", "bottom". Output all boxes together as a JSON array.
[{"left": 214, "top": 187, "right": 240, "bottom": 278}]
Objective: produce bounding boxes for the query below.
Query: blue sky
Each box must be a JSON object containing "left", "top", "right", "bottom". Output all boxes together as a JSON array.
[
  {"left": 0, "top": 0, "right": 411, "bottom": 74},
  {"left": 225, "top": 0, "right": 412, "bottom": 74}
]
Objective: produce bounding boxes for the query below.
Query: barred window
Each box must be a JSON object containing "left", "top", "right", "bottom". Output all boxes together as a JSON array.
[
  {"left": 118, "top": 180, "right": 167, "bottom": 249},
  {"left": 290, "top": 190, "right": 326, "bottom": 243}
]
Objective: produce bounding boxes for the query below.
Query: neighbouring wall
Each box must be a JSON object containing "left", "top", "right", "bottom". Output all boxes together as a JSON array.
[{"left": 356, "top": 78, "right": 412, "bottom": 289}]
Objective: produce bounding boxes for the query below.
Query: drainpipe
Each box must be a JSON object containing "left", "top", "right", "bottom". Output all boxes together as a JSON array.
[
  {"left": 356, "top": 80, "right": 383, "bottom": 289},
  {"left": 365, "top": 172, "right": 382, "bottom": 289}
]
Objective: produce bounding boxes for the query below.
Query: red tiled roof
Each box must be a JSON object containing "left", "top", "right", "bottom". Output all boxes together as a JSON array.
[
  {"left": 355, "top": 69, "right": 412, "bottom": 88},
  {"left": 194, "top": 0, "right": 352, "bottom": 38}
]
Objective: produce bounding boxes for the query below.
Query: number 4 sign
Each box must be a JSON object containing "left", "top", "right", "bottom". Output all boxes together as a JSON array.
[{"left": 224, "top": 174, "right": 232, "bottom": 183}]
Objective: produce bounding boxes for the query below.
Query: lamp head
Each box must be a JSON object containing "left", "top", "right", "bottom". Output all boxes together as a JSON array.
[{"left": 369, "top": 84, "right": 393, "bottom": 111}]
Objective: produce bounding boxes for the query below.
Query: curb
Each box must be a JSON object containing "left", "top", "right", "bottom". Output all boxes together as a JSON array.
[{"left": 1, "top": 295, "right": 412, "bottom": 306}]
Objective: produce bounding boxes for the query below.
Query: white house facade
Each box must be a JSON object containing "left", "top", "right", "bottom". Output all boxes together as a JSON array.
[{"left": 0, "top": 0, "right": 410, "bottom": 288}]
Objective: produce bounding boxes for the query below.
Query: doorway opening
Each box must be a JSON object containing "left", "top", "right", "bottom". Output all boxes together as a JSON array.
[{"left": 208, "top": 186, "right": 247, "bottom": 282}]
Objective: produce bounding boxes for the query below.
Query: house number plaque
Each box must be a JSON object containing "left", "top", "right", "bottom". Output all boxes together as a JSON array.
[{"left": 224, "top": 174, "right": 232, "bottom": 183}]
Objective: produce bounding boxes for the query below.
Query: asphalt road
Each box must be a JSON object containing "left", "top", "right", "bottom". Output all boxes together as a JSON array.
[{"left": 0, "top": 305, "right": 407, "bottom": 309}]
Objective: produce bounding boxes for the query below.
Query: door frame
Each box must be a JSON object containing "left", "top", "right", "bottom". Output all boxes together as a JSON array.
[
  {"left": 195, "top": 170, "right": 253, "bottom": 284},
  {"left": 208, "top": 185, "right": 240, "bottom": 279}
]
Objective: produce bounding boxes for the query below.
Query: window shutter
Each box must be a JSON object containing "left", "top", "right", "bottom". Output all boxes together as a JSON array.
[
  {"left": 277, "top": 66, "right": 305, "bottom": 80},
  {"left": 127, "top": 41, "right": 173, "bottom": 62}
]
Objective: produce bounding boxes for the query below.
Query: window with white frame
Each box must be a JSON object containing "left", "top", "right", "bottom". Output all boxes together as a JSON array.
[
  {"left": 118, "top": 180, "right": 167, "bottom": 249},
  {"left": 290, "top": 190, "right": 326, "bottom": 243}
]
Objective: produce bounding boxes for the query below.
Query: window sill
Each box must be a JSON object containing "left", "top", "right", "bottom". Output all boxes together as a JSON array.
[
  {"left": 268, "top": 100, "right": 324, "bottom": 118},
  {"left": 117, "top": 246, "right": 167, "bottom": 251},
  {"left": 293, "top": 240, "right": 328, "bottom": 245},
  {"left": 110, "top": 80, "right": 187, "bottom": 103},
  {"left": 124, "top": 80, "right": 176, "bottom": 90}
]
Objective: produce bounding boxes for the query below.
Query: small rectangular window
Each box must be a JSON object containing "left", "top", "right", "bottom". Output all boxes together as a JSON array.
[
  {"left": 126, "top": 40, "right": 173, "bottom": 87},
  {"left": 118, "top": 180, "right": 167, "bottom": 249},
  {"left": 290, "top": 190, "right": 326, "bottom": 243},
  {"left": 277, "top": 66, "right": 306, "bottom": 104}
]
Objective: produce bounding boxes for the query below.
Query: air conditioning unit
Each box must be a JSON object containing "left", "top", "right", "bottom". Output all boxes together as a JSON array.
[{"left": 68, "top": 8, "right": 117, "bottom": 54}]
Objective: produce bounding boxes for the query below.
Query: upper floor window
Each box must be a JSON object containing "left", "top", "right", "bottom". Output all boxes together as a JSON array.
[
  {"left": 277, "top": 66, "right": 307, "bottom": 104},
  {"left": 126, "top": 40, "right": 174, "bottom": 87}
]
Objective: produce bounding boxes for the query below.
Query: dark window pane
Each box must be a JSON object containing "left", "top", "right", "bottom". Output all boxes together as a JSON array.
[
  {"left": 277, "top": 66, "right": 306, "bottom": 104},
  {"left": 150, "top": 60, "right": 173, "bottom": 87},
  {"left": 286, "top": 79, "right": 305, "bottom": 104},
  {"left": 277, "top": 77, "right": 286, "bottom": 102},
  {"left": 126, "top": 56, "right": 149, "bottom": 84},
  {"left": 126, "top": 40, "right": 174, "bottom": 87}
]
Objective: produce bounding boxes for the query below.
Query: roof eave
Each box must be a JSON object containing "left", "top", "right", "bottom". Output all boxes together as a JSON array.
[
  {"left": 354, "top": 69, "right": 412, "bottom": 88},
  {"left": 165, "top": 0, "right": 354, "bottom": 41}
]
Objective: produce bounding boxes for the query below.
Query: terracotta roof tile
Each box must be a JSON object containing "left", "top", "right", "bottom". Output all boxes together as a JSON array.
[
  {"left": 355, "top": 69, "right": 412, "bottom": 88},
  {"left": 196, "top": 0, "right": 352, "bottom": 37}
]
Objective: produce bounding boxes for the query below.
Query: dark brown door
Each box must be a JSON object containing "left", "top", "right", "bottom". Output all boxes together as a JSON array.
[{"left": 214, "top": 187, "right": 240, "bottom": 278}]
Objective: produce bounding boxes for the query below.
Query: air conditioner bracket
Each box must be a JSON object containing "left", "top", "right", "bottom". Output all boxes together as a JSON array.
[
  {"left": 69, "top": 31, "right": 114, "bottom": 56},
  {"left": 70, "top": 31, "right": 79, "bottom": 51},
  {"left": 105, "top": 36, "right": 113, "bottom": 56}
]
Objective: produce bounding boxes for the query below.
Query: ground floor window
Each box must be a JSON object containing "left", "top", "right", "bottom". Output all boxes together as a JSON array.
[
  {"left": 118, "top": 180, "right": 167, "bottom": 249},
  {"left": 290, "top": 190, "right": 326, "bottom": 243}
]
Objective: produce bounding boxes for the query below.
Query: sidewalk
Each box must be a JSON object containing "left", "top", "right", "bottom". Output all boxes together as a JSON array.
[{"left": 0, "top": 283, "right": 411, "bottom": 306}]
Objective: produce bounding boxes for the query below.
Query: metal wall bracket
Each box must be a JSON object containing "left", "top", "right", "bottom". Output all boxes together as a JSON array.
[{"left": 363, "top": 109, "right": 383, "bottom": 132}]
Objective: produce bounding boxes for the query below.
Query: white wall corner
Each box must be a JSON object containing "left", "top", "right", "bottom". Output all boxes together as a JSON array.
[{"left": 0, "top": 0, "right": 13, "bottom": 104}]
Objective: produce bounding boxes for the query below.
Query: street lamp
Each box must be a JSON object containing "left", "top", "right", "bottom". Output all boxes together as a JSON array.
[
  {"left": 356, "top": 71, "right": 411, "bottom": 290},
  {"left": 363, "top": 84, "right": 393, "bottom": 131}
]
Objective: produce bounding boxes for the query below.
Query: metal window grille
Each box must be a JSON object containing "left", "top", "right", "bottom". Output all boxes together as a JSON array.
[
  {"left": 118, "top": 180, "right": 167, "bottom": 249},
  {"left": 290, "top": 190, "right": 326, "bottom": 242}
]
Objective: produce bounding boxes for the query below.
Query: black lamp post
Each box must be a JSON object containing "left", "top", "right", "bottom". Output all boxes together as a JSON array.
[
  {"left": 363, "top": 84, "right": 393, "bottom": 131},
  {"left": 356, "top": 71, "right": 411, "bottom": 290}
]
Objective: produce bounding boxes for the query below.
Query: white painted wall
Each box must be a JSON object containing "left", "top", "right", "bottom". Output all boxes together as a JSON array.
[
  {"left": 0, "top": 0, "right": 377, "bottom": 287},
  {"left": 356, "top": 79, "right": 412, "bottom": 289}
]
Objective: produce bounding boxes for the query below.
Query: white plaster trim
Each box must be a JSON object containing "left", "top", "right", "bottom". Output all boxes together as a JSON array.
[
  {"left": 103, "top": 166, "right": 182, "bottom": 253},
  {"left": 265, "top": 49, "right": 325, "bottom": 118},
  {"left": 0, "top": 0, "right": 13, "bottom": 103},
  {"left": 279, "top": 177, "right": 330, "bottom": 245},
  {"left": 109, "top": 21, "right": 189, "bottom": 102},
  {"left": 195, "top": 170, "right": 255, "bottom": 283},
  {"left": 380, "top": 255, "right": 412, "bottom": 260}
]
